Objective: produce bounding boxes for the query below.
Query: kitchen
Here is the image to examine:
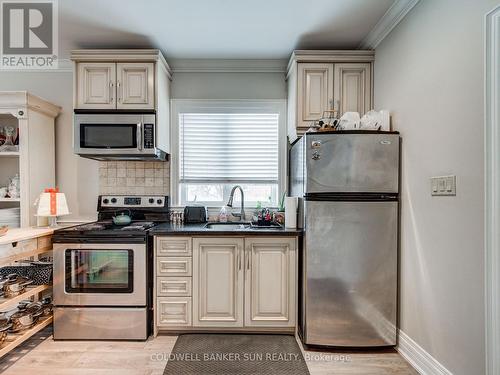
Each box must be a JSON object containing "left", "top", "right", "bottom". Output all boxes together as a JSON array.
[{"left": 0, "top": 0, "right": 497, "bottom": 374}]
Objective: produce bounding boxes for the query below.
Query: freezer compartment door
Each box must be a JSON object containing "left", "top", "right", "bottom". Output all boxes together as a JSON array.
[
  {"left": 302, "top": 200, "right": 398, "bottom": 347},
  {"left": 305, "top": 133, "right": 399, "bottom": 193}
]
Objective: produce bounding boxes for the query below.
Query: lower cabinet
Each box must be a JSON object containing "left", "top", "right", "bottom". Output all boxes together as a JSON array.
[
  {"left": 244, "top": 238, "right": 296, "bottom": 327},
  {"left": 157, "top": 297, "right": 192, "bottom": 326},
  {"left": 155, "top": 235, "right": 297, "bottom": 330},
  {"left": 193, "top": 237, "right": 244, "bottom": 327}
]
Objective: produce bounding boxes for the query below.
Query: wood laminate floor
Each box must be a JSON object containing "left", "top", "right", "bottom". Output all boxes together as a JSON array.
[{"left": 0, "top": 328, "right": 419, "bottom": 375}]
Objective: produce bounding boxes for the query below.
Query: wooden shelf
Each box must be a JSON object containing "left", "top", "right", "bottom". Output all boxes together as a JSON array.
[
  {"left": 0, "top": 247, "right": 52, "bottom": 265},
  {"left": 0, "top": 152, "right": 19, "bottom": 157},
  {"left": 0, "top": 284, "right": 51, "bottom": 311},
  {"left": 0, "top": 198, "right": 20, "bottom": 202},
  {"left": 0, "top": 316, "right": 52, "bottom": 358}
]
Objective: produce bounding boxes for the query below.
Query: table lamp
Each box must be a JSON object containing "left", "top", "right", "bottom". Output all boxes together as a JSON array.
[{"left": 35, "top": 188, "right": 70, "bottom": 227}]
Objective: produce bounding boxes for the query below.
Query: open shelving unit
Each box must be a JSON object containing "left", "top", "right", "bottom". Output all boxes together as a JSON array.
[
  {"left": 0, "top": 284, "right": 51, "bottom": 312},
  {"left": 0, "top": 92, "right": 60, "bottom": 357},
  {"left": 0, "top": 316, "right": 53, "bottom": 358},
  {"left": 0, "top": 91, "right": 61, "bottom": 227},
  {"left": 0, "top": 238, "right": 53, "bottom": 358}
]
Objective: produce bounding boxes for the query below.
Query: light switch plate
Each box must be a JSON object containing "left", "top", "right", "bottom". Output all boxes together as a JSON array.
[{"left": 431, "top": 175, "right": 456, "bottom": 196}]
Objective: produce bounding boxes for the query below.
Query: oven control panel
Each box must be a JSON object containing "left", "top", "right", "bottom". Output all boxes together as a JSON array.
[{"left": 100, "top": 196, "right": 166, "bottom": 208}]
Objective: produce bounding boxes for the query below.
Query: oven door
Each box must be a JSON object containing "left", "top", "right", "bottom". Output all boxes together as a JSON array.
[
  {"left": 74, "top": 114, "right": 155, "bottom": 156},
  {"left": 53, "top": 243, "right": 146, "bottom": 306}
]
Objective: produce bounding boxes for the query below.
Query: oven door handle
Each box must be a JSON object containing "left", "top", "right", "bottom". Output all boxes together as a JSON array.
[{"left": 137, "top": 123, "right": 142, "bottom": 150}]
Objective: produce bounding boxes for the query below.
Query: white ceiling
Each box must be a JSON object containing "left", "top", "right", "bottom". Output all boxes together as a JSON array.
[{"left": 59, "top": 0, "right": 395, "bottom": 59}]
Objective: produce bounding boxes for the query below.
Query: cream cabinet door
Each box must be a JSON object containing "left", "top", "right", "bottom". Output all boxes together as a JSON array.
[
  {"left": 76, "top": 62, "right": 116, "bottom": 109},
  {"left": 297, "top": 63, "right": 334, "bottom": 128},
  {"left": 116, "top": 62, "right": 154, "bottom": 109},
  {"left": 244, "top": 238, "right": 296, "bottom": 327},
  {"left": 334, "top": 63, "right": 372, "bottom": 117},
  {"left": 193, "top": 237, "right": 244, "bottom": 327}
]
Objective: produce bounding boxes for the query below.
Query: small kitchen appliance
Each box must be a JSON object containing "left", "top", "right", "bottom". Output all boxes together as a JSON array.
[
  {"left": 52, "top": 195, "right": 169, "bottom": 340},
  {"left": 74, "top": 113, "right": 166, "bottom": 161},
  {"left": 290, "top": 131, "right": 400, "bottom": 348},
  {"left": 183, "top": 206, "right": 208, "bottom": 223}
]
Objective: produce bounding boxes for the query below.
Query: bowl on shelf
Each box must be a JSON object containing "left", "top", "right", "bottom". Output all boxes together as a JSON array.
[{"left": 0, "top": 226, "right": 8, "bottom": 237}]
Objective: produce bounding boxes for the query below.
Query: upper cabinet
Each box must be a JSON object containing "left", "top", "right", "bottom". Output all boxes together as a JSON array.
[
  {"left": 76, "top": 62, "right": 116, "bottom": 109},
  {"left": 297, "top": 63, "right": 333, "bottom": 125},
  {"left": 287, "top": 50, "right": 374, "bottom": 139},
  {"left": 71, "top": 50, "right": 172, "bottom": 153},
  {"left": 334, "top": 63, "right": 371, "bottom": 116},
  {"left": 76, "top": 61, "right": 154, "bottom": 109},
  {"left": 116, "top": 62, "right": 154, "bottom": 109}
]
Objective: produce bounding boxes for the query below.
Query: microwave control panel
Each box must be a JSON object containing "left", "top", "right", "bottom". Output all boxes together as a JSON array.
[{"left": 143, "top": 123, "right": 154, "bottom": 149}]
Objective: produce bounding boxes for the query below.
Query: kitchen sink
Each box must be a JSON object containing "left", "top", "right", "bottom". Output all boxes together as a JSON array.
[{"left": 204, "top": 222, "right": 250, "bottom": 230}]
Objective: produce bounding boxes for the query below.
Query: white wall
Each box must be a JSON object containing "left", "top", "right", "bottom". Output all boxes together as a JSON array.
[
  {"left": 374, "top": 0, "right": 497, "bottom": 374},
  {"left": 0, "top": 71, "right": 99, "bottom": 222},
  {"left": 0, "top": 69, "right": 286, "bottom": 222},
  {"left": 171, "top": 72, "right": 286, "bottom": 99}
]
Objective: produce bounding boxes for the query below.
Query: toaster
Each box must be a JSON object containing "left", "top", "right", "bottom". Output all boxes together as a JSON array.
[{"left": 183, "top": 206, "right": 208, "bottom": 223}]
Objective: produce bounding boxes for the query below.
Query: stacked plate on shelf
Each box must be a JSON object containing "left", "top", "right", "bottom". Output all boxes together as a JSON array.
[{"left": 0, "top": 207, "right": 20, "bottom": 228}]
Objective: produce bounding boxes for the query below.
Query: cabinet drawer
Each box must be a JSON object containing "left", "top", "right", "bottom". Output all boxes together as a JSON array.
[
  {"left": 156, "top": 237, "right": 192, "bottom": 257},
  {"left": 157, "top": 297, "right": 192, "bottom": 327},
  {"left": 157, "top": 277, "right": 192, "bottom": 297},
  {"left": 157, "top": 257, "right": 192, "bottom": 277},
  {"left": 11, "top": 238, "right": 38, "bottom": 254},
  {"left": 0, "top": 238, "right": 38, "bottom": 260},
  {"left": 37, "top": 235, "right": 52, "bottom": 251}
]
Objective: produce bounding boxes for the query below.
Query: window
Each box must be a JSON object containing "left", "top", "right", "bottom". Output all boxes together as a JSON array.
[{"left": 171, "top": 100, "right": 286, "bottom": 207}]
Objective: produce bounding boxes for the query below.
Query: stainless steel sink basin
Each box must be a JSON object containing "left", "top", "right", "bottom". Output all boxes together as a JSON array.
[{"left": 204, "top": 222, "right": 250, "bottom": 230}]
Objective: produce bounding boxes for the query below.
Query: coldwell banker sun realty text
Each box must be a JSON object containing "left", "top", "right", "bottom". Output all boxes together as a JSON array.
[{"left": 1, "top": 0, "right": 58, "bottom": 69}]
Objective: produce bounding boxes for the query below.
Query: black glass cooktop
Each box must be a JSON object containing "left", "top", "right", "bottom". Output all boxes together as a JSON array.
[{"left": 63, "top": 221, "right": 156, "bottom": 232}]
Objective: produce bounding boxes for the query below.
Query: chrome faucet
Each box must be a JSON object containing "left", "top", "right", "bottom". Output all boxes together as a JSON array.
[{"left": 227, "top": 185, "right": 245, "bottom": 221}]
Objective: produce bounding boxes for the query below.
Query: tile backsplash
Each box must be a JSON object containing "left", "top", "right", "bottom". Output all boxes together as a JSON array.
[{"left": 99, "top": 161, "right": 170, "bottom": 196}]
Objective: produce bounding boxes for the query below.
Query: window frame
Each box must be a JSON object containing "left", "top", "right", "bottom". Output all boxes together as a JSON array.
[{"left": 171, "top": 99, "right": 287, "bottom": 208}]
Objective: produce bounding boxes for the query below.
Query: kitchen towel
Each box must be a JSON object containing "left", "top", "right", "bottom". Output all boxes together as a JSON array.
[{"left": 285, "top": 197, "right": 298, "bottom": 229}]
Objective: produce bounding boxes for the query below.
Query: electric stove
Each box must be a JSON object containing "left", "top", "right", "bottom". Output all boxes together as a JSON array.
[{"left": 52, "top": 195, "right": 168, "bottom": 340}]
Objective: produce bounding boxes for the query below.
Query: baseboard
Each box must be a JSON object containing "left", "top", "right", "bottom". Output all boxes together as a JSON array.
[{"left": 397, "top": 330, "right": 453, "bottom": 375}]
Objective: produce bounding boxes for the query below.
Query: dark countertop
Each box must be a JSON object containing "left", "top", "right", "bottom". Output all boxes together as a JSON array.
[{"left": 149, "top": 222, "right": 302, "bottom": 236}]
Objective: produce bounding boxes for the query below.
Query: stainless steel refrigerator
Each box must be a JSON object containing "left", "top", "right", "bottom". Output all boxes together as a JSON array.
[{"left": 290, "top": 131, "right": 400, "bottom": 348}]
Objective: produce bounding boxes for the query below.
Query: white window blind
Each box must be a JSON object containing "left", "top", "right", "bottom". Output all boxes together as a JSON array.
[{"left": 179, "top": 113, "right": 279, "bottom": 184}]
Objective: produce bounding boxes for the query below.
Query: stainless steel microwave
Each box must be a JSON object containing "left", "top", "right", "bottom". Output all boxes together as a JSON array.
[{"left": 74, "top": 113, "right": 166, "bottom": 161}]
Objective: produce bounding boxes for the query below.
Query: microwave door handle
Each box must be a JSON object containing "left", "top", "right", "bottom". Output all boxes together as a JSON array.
[{"left": 137, "top": 123, "right": 142, "bottom": 150}]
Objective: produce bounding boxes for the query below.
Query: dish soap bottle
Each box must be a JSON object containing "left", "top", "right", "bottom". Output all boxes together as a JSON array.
[{"left": 219, "top": 206, "right": 229, "bottom": 223}]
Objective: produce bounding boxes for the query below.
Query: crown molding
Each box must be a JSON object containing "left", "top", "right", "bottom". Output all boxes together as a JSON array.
[
  {"left": 169, "top": 59, "right": 288, "bottom": 73},
  {"left": 0, "top": 91, "right": 61, "bottom": 117},
  {"left": 71, "top": 49, "right": 171, "bottom": 76},
  {"left": 286, "top": 49, "right": 375, "bottom": 75},
  {"left": 359, "top": 0, "right": 420, "bottom": 49}
]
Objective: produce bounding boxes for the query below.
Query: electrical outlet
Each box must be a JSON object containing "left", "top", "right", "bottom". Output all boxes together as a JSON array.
[{"left": 431, "top": 175, "right": 456, "bottom": 196}]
